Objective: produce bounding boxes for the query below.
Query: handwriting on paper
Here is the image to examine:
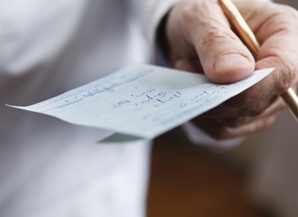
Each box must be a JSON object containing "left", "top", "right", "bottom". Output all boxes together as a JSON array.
[{"left": 7, "top": 64, "right": 274, "bottom": 139}]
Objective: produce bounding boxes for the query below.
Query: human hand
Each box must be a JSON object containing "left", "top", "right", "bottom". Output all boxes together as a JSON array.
[{"left": 165, "top": 0, "right": 298, "bottom": 139}]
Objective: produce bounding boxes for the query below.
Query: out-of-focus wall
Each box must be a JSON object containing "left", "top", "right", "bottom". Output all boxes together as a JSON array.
[
  {"left": 238, "top": 1, "right": 298, "bottom": 216},
  {"left": 276, "top": 0, "right": 298, "bottom": 8}
]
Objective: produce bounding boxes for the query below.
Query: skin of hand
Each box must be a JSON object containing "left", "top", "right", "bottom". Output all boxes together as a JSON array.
[{"left": 165, "top": 0, "right": 298, "bottom": 140}]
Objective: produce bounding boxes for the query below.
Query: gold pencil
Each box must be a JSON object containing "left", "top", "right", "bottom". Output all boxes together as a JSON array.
[{"left": 218, "top": 0, "right": 298, "bottom": 121}]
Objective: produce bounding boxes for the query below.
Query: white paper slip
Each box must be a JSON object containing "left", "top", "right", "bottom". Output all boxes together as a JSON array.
[{"left": 7, "top": 65, "right": 274, "bottom": 139}]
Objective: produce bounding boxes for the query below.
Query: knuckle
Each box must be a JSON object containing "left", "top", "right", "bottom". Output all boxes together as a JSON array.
[
  {"left": 276, "top": 5, "right": 298, "bottom": 33},
  {"left": 182, "top": 0, "right": 215, "bottom": 18},
  {"left": 182, "top": 0, "right": 230, "bottom": 39},
  {"left": 280, "top": 5, "right": 298, "bottom": 20},
  {"left": 263, "top": 5, "right": 298, "bottom": 36},
  {"left": 181, "top": 1, "right": 204, "bottom": 22},
  {"left": 201, "top": 26, "right": 234, "bottom": 47},
  {"left": 270, "top": 3, "right": 298, "bottom": 19}
]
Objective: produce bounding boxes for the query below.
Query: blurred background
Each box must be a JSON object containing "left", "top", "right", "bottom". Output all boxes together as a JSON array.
[{"left": 147, "top": 1, "right": 298, "bottom": 217}]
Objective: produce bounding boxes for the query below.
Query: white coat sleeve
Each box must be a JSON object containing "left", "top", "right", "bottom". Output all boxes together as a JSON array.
[
  {"left": 126, "top": 0, "right": 178, "bottom": 63},
  {"left": 0, "top": 0, "right": 88, "bottom": 75}
]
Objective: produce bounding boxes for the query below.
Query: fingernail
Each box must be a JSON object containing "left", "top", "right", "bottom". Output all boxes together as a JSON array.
[{"left": 214, "top": 54, "right": 252, "bottom": 75}]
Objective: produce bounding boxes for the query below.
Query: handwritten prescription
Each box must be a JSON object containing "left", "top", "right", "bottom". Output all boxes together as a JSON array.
[{"left": 7, "top": 64, "right": 274, "bottom": 139}]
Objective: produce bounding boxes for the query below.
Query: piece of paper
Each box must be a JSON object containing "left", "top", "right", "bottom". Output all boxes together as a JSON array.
[{"left": 7, "top": 64, "right": 274, "bottom": 139}]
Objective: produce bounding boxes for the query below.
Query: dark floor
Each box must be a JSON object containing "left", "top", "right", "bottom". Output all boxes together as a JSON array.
[{"left": 147, "top": 127, "right": 274, "bottom": 217}]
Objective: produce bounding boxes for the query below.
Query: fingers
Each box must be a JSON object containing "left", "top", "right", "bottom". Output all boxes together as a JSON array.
[
  {"left": 238, "top": 2, "right": 298, "bottom": 94},
  {"left": 191, "top": 1, "right": 255, "bottom": 83},
  {"left": 192, "top": 98, "right": 285, "bottom": 140},
  {"left": 166, "top": 0, "right": 298, "bottom": 140},
  {"left": 256, "top": 5, "right": 298, "bottom": 95},
  {"left": 199, "top": 95, "right": 285, "bottom": 118},
  {"left": 193, "top": 114, "right": 276, "bottom": 140},
  {"left": 167, "top": 0, "right": 255, "bottom": 83},
  {"left": 214, "top": 97, "right": 286, "bottom": 126}
]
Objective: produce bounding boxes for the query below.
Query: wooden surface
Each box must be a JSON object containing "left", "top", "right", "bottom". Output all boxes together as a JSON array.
[{"left": 147, "top": 128, "right": 274, "bottom": 217}]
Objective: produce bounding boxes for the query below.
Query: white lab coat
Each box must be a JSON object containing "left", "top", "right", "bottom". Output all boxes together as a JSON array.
[{"left": 0, "top": 0, "right": 177, "bottom": 217}]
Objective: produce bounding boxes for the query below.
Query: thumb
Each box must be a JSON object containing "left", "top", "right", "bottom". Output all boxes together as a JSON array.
[{"left": 188, "top": 1, "right": 255, "bottom": 83}]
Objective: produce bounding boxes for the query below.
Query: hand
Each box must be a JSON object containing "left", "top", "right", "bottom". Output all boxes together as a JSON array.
[{"left": 165, "top": 0, "right": 298, "bottom": 140}]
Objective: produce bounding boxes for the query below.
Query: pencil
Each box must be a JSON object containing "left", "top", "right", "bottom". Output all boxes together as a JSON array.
[{"left": 218, "top": 0, "right": 298, "bottom": 121}]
